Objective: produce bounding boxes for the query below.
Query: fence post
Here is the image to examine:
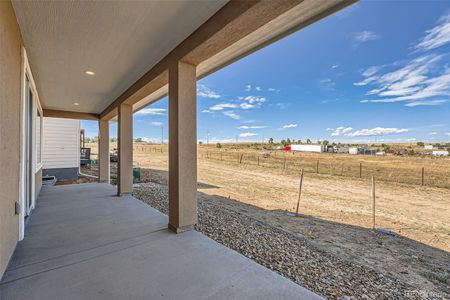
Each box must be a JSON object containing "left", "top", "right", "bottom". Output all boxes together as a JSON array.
[
  {"left": 341, "top": 163, "right": 344, "bottom": 176},
  {"left": 296, "top": 168, "right": 304, "bottom": 216},
  {"left": 316, "top": 160, "right": 319, "bottom": 174},
  {"left": 372, "top": 176, "right": 376, "bottom": 230},
  {"left": 359, "top": 162, "right": 362, "bottom": 178},
  {"left": 220, "top": 152, "right": 222, "bottom": 161},
  {"left": 421, "top": 167, "right": 424, "bottom": 186},
  {"left": 257, "top": 156, "right": 260, "bottom": 166},
  {"left": 239, "top": 153, "right": 244, "bottom": 164}
]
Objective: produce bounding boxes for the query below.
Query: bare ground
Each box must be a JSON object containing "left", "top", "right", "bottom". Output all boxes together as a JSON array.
[{"left": 131, "top": 150, "right": 450, "bottom": 295}]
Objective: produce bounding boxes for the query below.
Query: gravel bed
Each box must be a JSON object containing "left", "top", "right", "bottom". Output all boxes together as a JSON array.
[{"left": 133, "top": 182, "right": 447, "bottom": 300}]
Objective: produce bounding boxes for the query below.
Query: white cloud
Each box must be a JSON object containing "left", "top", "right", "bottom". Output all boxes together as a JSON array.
[
  {"left": 349, "top": 31, "right": 380, "bottom": 44},
  {"left": 255, "top": 86, "right": 262, "bottom": 91},
  {"left": 197, "top": 84, "right": 220, "bottom": 99},
  {"left": 267, "top": 87, "right": 280, "bottom": 92},
  {"left": 245, "top": 85, "right": 252, "bottom": 92},
  {"left": 239, "top": 132, "right": 257, "bottom": 138},
  {"left": 404, "top": 100, "right": 448, "bottom": 107},
  {"left": 242, "top": 95, "right": 266, "bottom": 104},
  {"left": 237, "top": 125, "right": 267, "bottom": 129},
  {"left": 240, "top": 103, "right": 255, "bottom": 109},
  {"left": 331, "top": 64, "right": 339, "bottom": 69},
  {"left": 445, "top": 132, "right": 450, "bottom": 136},
  {"left": 329, "top": 126, "right": 408, "bottom": 137},
  {"left": 209, "top": 103, "right": 237, "bottom": 111},
  {"left": 275, "top": 102, "right": 287, "bottom": 109},
  {"left": 319, "top": 78, "right": 335, "bottom": 90},
  {"left": 415, "top": 12, "right": 450, "bottom": 51},
  {"left": 429, "top": 132, "right": 438, "bottom": 135},
  {"left": 222, "top": 111, "right": 240, "bottom": 120},
  {"left": 202, "top": 109, "right": 212, "bottom": 113},
  {"left": 328, "top": 126, "right": 353, "bottom": 136},
  {"left": 151, "top": 122, "right": 163, "bottom": 126},
  {"left": 356, "top": 54, "right": 450, "bottom": 106},
  {"left": 281, "top": 123, "right": 298, "bottom": 129},
  {"left": 135, "top": 108, "right": 166, "bottom": 115}
]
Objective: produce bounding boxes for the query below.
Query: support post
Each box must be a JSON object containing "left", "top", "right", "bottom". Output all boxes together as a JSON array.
[
  {"left": 168, "top": 61, "right": 197, "bottom": 233},
  {"left": 98, "top": 119, "right": 110, "bottom": 183},
  {"left": 421, "top": 167, "right": 424, "bottom": 186},
  {"left": 117, "top": 103, "right": 133, "bottom": 195}
]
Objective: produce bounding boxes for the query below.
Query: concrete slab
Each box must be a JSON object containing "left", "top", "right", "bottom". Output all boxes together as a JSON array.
[{"left": 0, "top": 183, "right": 322, "bottom": 300}]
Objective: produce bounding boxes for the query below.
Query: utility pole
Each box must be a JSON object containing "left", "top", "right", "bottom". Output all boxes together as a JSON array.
[{"left": 161, "top": 125, "right": 164, "bottom": 144}]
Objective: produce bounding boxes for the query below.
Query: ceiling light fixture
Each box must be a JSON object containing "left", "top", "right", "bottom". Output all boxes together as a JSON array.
[
  {"left": 73, "top": 102, "right": 80, "bottom": 106},
  {"left": 85, "top": 70, "right": 95, "bottom": 75}
]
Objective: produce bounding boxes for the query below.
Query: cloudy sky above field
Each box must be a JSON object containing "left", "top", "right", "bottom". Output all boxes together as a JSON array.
[{"left": 83, "top": 1, "right": 450, "bottom": 143}]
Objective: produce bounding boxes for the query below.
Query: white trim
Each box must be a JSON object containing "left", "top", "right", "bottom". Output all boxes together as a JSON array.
[{"left": 18, "top": 47, "right": 42, "bottom": 240}]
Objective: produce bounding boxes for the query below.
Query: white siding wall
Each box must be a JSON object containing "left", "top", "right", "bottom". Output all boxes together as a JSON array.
[{"left": 43, "top": 118, "right": 80, "bottom": 169}]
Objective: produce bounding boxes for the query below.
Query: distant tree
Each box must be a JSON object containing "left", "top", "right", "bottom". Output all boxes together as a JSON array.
[
  {"left": 216, "top": 142, "right": 222, "bottom": 149},
  {"left": 84, "top": 137, "right": 91, "bottom": 144},
  {"left": 322, "top": 140, "right": 329, "bottom": 146},
  {"left": 268, "top": 138, "right": 274, "bottom": 144},
  {"left": 198, "top": 141, "right": 203, "bottom": 145},
  {"left": 306, "top": 138, "right": 312, "bottom": 144},
  {"left": 110, "top": 137, "right": 117, "bottom": 143},
  {"left": 135, "top": 137, "right": 143, "bottom": 143},
  {"left": 91, "top": 136, "right": 99, "bottom": 143},
  {"left": 416, "top": 142, "right": 424, "bottom": 147},
  {"left": 286, "top": 138, "right": 291, "bottom": 144}
]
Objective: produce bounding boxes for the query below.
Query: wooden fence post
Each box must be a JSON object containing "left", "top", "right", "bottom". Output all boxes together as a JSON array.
[
  {"left": 359, "top": 162, "right": 362, "bottom": 178},
  {"left": 257, "top": 156, "right": 259, "bottom": 166},
  {"left": 316, "top": 160, "right": 319, "bottom": 174},
  {"left": 421, "top": 167, "right": 424, "bottom": 186},
  {"left": 239, "top": 153, "right": 244, "bottom": 164},
  {"left": 295, "top": 168, "right": 304, "bottom": 216}
]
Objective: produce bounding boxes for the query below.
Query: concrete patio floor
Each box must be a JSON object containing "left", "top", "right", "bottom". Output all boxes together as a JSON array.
[{"left": 0, "top": 183, "right": 321, "bottom": 300}]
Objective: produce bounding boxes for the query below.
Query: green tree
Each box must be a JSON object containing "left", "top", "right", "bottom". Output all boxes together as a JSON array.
[
  {"left": 323, "top": 140, "right": 329, "bottom": 146},
  {"left": 135, "top": 137, "right": 143, "bottom": 143},
  {"left": 268, "top": 137, "right": 274, "bottom": 144},
  {"left": 306, "top": 138, "right": 312, "bottom": 144},
  {"left": 216, "top": 142, "right": 222, "bottom": 149},
  {"left": 91, "top": 136, "right": 99, "bottom": 143},
  {"left": 416, "top": 142, "right": 424, "bottom": 147},
  {"left": 286, "top": 138, "right": 291, "bottom": 144}
]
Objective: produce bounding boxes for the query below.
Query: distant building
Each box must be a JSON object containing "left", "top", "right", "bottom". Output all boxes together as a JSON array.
[
  {"left": 424, "top": 145, "right": 434, "bottom": 150},
  {"left": 290, "top": 144, "right": 324, "bottom": 153},
  {"left": 349, "top": 147, "right": 359, "bottom": 155},
  {"left": 376, "top": 151, "right": 385, "bottom": 156},
  {"left": 349, "top": 147, "right": 375, "bottom": 155},
  {"left": 337, "top": 147, "right": 349, "bottom": 154},
  {"left": 432, "top": 150, "right": 449, "bottom": 156}
]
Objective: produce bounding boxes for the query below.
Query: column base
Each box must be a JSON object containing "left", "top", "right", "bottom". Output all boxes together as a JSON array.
[{"left": 168, "top": 223, "right": 195, "bottom": 234}]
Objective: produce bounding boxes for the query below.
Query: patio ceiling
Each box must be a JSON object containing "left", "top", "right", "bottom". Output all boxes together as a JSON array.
[
  {"left": 12, "top": 0, "right": 356, "bottom": 119},
  {"left": 12, "top": 0, "right": 228, "bottom": 114}
]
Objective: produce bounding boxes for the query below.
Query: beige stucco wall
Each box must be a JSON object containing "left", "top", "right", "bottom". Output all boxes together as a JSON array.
[{"left": 0, "top": 1, "right": 22, "bottom": 278}]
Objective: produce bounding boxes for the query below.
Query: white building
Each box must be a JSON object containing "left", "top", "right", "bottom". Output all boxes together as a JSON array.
[
  {"left": 424, "top": 145, "right": 434, "bottom": 150},
  {"left": 290, "top": 144, "right": 324, "bottom": 153},
  {"left": 432, "top": 150, "right": 449, "bottom": 156},
  {"left": 43, "top": 118, "right": 81, "bottom": 179},
  {"left": 349, "top": 147, "right": 359, "bottom": 155}
]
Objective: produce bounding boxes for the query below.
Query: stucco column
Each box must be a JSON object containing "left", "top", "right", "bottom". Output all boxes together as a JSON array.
[
  {"left": 168, "top": 61, "right": 197, "bottom": 233},
  {"left": 98, "top": 119, "right": 110, "bottom": 183},
  {"left": 117, "top": 103, "right": 133, "bottom": 195}
]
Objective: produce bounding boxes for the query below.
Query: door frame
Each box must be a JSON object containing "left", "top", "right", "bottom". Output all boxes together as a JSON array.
[{"left": 19, "top": 48, "right": 42, "bottom": 240}]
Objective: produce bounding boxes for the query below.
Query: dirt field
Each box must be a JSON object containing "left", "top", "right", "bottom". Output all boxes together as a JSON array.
[{"left": 85, "top": 142, "right": 450, "bottom": 292}]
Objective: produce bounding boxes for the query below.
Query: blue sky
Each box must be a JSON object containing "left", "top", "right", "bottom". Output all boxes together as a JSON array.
[{"left": 82, "top": 1, "right": 450, "bottom": 143}]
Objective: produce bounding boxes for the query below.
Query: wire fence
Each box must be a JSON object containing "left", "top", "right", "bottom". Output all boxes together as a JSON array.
[{"left": 199, "top": 149, "right": 450, "bottom": 189}]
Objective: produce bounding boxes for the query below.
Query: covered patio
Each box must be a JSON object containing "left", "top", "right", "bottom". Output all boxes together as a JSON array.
[{"left": 0, "top": 183, "right": 320, "bottom": 299}]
